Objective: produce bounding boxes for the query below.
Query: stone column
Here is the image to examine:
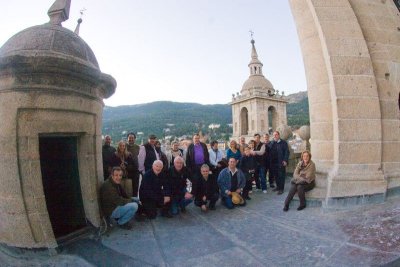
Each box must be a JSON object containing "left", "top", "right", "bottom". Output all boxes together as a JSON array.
[{"left": 290, "top": 0, "right": 389, "bottom": 206}]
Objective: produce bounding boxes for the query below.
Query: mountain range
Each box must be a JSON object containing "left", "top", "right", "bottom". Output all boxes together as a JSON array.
[{"left": 102, "top": 91, "right": 309, "bottom": 142}]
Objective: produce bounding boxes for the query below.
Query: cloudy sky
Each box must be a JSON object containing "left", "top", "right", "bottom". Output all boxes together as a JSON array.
[{"left": 0, "top": 0, "right": 307, "bottom": 106}]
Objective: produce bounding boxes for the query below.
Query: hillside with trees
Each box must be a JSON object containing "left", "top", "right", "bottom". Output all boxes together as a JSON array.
[{"left": 103, "top": 92, "right": 309, "bottom": 142}]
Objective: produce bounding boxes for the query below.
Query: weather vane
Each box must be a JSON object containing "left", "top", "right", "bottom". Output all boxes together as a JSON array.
[
  {"left": 249, "top": 30, "right": 254, "bottom": 40},
  {"left": 74, "top": 7, "right": 87, "bottom": 35},
  {"left": 79, "top": 8, "right": 87, "bottom": 18}
]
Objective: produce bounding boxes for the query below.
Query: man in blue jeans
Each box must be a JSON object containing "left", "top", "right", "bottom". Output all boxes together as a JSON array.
[
  {"left": 252, "top": 133, "right": 267, "bottom": 193},
  {"left": 100, "top": 167, "right": 139, "bottom": 229},
  {"left": 217, "top": 158, "right": 246, "bottom": 209}
]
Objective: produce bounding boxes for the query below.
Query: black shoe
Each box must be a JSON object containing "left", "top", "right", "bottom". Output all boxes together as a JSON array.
[
  {"left": 208, "top": 205, "right": 216, "bottom": 210},
  {"left": 135, "top": 213, "right": 147, "bottom": 222},
  {"left": 245, "top": 196, "right": 251, "bottom": 200},
  {"left": 297, "top": 205, "right": 306, "bottom": 211},
  {"left": 277, "top": 190, "right": 284, "bottom": 195},
  {"left": 270, "top": 184, "right": 275, "bottom": 188},
  {"left": 283, "top": 205, "right": 289, "bottom": 212},
  {"left": 161, "top": 211, "right": 173, "bottom": 218},
  {"left": 119, "top": 221, "right": 133, "bottom": 230},
  {"left": 147, "top": 214, "right": 157, "bottom": 220}
]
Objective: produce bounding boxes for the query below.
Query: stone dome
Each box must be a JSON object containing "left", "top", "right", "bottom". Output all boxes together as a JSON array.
[
  {"left": 241, "top": 75, "right": 274, "bottom": 92},
  {"left": 0, "top": 23, "right": 99, "bottom": 70}
]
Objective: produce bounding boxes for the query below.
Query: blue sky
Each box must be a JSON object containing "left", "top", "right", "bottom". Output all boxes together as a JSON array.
[{"left": 0, "top": 0, "right": 307, "bottom": 106}]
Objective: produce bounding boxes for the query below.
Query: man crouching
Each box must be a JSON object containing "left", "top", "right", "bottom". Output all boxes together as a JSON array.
[
  {"left": 100, "top": 167, "right": 138, "bottom": 230},
  {"left": 217, "top": 158, "right": 246, "bottom": 209},
  {"left": 138, "top": 160, "right": 172, "bottom": 219},
  {"left": 193, "top": 164, "right": 219, "bottom": 212}
]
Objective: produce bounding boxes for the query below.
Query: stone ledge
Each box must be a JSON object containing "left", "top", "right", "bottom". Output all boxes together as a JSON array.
[
  {"left": 386, "top": 186, "right": 400, "bottom": 199},
  {"left": 323, "top": 193, "right": 386, "bottom": 210}
]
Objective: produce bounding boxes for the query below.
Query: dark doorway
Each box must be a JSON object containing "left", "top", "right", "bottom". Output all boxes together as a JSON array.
[{"left": 39, "top": 136, "right": 86, "bottom": 239}]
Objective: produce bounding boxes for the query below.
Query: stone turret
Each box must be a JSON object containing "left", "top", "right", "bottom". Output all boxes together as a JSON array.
[
  {"left": 0, "top": 0, "right": 116, "bottom": 248},
  {"left": 231, "top": 38, "right": 288, "bottom": 140}
]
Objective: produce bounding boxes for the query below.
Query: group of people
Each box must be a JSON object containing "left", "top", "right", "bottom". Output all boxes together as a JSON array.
[{"left": 100, "top": 131, "right": 316, "bottom": 229}]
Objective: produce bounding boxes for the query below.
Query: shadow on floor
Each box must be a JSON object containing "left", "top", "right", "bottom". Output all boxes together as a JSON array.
[{"left": 59, "top": 238, "right": 155, "bottom": 267}]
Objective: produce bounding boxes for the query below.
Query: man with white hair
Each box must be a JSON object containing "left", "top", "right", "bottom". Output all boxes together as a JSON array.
[
  {"left": 166, "top": 156, "right": 193, "bottom": 215},
  {"left": 138, "top": 160, "right": 171, "bottom": 219}
]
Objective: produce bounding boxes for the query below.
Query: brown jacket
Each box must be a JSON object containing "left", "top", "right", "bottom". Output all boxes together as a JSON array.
[
  {"left": 292, "top": 160, "right": 316, "bottom": 184},
  {"left": 100, "top": 178, "right": 131, "bottom": 217}
]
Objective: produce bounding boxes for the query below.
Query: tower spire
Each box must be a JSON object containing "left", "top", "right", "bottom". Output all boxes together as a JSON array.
[{"left": 248, "top": 34, "right": 263, "bottom": 76}]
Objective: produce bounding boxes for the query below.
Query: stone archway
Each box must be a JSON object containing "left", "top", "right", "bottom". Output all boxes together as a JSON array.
[
  {"left": 240, "top": 107, "right": 249, "bottom": 135},
  {"left": 268, "top": 106, "right": 278, "bottom": 132},
  {"left": 288, "top": 0, "right": 400, "bottom": 205}
]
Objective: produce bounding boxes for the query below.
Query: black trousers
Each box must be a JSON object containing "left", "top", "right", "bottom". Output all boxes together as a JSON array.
[
  {"left": 194, "top": 192, "right": 219, "bottom": 208},
  {"left": 140, "top": 198, "right": 171, "bottom": 219},
  {"left": 270, "top": 165, "right": 286, "bottom": 191},
  {"left": 130, "top": 173, "right": 140, "bottom": 197},
  {"left": 242, "top": 174, "right": 254, "bottom": 198},
  {"left": 265, "top": 165, "right": 274, "bottom": 185},
  {"left": 284, "top": 181, "right": 315, "bottom": 207}
]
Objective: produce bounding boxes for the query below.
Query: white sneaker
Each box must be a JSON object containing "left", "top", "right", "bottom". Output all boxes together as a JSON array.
[{"left": 262, "top": 190, "right": 267, "bottom": 194}]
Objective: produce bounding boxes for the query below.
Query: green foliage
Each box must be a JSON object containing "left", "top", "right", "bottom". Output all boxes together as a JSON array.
[
  {"left": 287, "top": 97, "right": 310, "bottom": 127},
  {"left": 103, "top": 98, "right": 310, "bottom": 142}
]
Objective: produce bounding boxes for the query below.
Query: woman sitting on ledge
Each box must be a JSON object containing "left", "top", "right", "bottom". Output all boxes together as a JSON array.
[{"left": 283, "top": 150, "right": 315, "bottom": 211}]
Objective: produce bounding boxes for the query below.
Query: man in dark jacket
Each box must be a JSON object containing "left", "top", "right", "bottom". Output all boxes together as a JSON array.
[
  {"left": 126, "top": 132, "right": 140, "bottom": 197},
  {"left": 268, "top": 131, "right": 290, "bottom": 195},
  {"left": 166, "top": 156, "right": 193, "bottom": 215},
  {"left": 139, "top": 160, "right": 171, "bottom": 219},
  {"left": 102, "top": 135, "right": 116, "bottom": 180},
  {"left": 138, "top": 134, "right": 160, "bottom": 173},
  {"left": 185, "top": 133, "right": 210, "bottom": 178},
  {"left": 263, "top": 133, "right": 274, "bottom": 188},
  {"left": 252, "top": 133, "right": 268, "bottom": 193},
  {"left": 193, "top": 164, "right": 219, "bottom": 211},
  {"left": 217, "top": 158, "right": 246, "bottom": 209},
  {"left": 100, "top": 167, "right": 138, "bottom": 229},
  {"left": 239, "top": 146, "right": 258, "bottom": 200}
]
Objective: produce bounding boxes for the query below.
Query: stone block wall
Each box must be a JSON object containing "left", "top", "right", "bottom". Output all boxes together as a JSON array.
[{"left": 289, "top": 0, "right": 399, "bottom": 204}]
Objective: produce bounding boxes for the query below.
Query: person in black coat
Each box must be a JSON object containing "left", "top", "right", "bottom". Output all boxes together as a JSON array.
[
  {"left": 268, "top": 131, "right": 290, "bottom": 195},
  {"left": 239, "top": 146, "right": 258, "bottom": 200},
  {"left": 102, "top": 135, "right": 116, "bottom": 180},
  {"left": 192, "top": 164, "right": 219, "bottom": 211},
  {"left": 166, "top": 156, "right": 193, "bottom": 215},
  {"left": 139, "top": 160, "right": 172, "bottom": 219}
]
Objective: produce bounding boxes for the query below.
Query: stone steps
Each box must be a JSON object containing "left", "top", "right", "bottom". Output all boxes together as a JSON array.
[{"left": 287, "top": 173, "right": 327, "bottom": 207}]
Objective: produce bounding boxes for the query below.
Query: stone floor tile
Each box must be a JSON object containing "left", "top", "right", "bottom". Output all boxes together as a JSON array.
[
  {"left": 169, "top": 246, "right": 268, "bottom": 267},
  {"left": 324, "top": 244, "right": 400, "bottom": 267}
]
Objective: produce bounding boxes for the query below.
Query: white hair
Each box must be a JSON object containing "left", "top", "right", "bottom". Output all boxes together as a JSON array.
[
  {"left": 153, "top": 160, "right": 163, "bottom": 167},
  {"left": 173, "top": 156, "right": 184, "bottom": 164}
]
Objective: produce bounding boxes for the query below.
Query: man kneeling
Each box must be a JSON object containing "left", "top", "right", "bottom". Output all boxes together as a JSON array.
[
  {"left": 217, "top": 158, "right": 246, "bottom": 209},
  {"left": 193, "top": 164, "right": 219, "bottom": 212},
  {"left": 139, "top": 160, "right": 171, "bottom": 219},
  {"left": 100, "top": 167, "right": 138, "bottom": 229}
]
